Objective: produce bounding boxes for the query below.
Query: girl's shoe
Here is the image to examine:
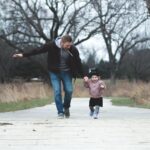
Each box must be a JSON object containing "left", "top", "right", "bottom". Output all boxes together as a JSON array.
[
  {"left": 93, "top": 105, "right": 99, "bottom": 119},
  {"left": 93, "top": 113, "right": 98, "bottom": 119}
]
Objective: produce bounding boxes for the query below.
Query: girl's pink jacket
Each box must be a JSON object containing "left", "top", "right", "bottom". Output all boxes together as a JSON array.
[{"left": 84, "top": 79, "right": 106, "bottom": 98}]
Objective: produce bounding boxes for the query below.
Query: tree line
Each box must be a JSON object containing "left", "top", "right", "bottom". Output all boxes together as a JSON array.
[
  {"left": 1, "top": 38, "right": 150, "bottom": 83},
  {"left": 0, "top": 0, "right": 150, "bottom": 83}
]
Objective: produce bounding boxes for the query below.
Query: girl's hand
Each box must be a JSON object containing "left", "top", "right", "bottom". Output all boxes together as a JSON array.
[
  {"left": 83, "top": 76, "right": 89, "bottom": 82},
  {"left": 100, "top": 85, "right": 105, "bottom": 89}
]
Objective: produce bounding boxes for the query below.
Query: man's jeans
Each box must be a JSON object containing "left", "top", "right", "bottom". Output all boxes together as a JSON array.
[{"left": 49, "top": 71, "right": 73, "bottom": 114}]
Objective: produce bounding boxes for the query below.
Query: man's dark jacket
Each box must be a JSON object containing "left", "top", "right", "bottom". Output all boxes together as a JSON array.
[{"left": 23, "top": 41, "right": 84, "bottom": 78}]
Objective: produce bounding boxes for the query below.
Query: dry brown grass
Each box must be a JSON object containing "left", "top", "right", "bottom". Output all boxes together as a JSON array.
[
  {"left": 0, "top": 82, "right": 53, "bottom": 103},
  {"left": 0, "top": 80, "right": 88, "bottom": 103},
  {"left": 0, "top": 79, "right": 150, "bottom": 106},
  {"left": 73, "top": 80, "right": 89, "bottom": 97},
  {"left": 105, "top": 80, "right": 150, "bottom": 105},
  {"left": 73, "top": 79, "right": 150, "bottom": 106}
]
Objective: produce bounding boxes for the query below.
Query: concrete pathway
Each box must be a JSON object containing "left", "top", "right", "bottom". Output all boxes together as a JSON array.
[{"left": 0, "top": 98, "right": 150, "bottom": 150}]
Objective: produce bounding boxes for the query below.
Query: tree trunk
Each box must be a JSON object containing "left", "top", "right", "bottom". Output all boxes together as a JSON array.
[
  {"left": 110, "top": 70, "right": 116, "bottom": 84},
  {"left": 145, "top": 0, "right": 150, "bottom": 13}
]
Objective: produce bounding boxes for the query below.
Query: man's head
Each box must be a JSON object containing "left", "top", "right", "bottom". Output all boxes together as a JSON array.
[{"left": 61, "top": 35, "right": 73, "bottom": 49}]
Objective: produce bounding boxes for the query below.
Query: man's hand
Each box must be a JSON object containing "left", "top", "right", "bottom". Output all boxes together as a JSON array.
[{"left": 12, "top": 53, "right": 23, "bottom": 58}]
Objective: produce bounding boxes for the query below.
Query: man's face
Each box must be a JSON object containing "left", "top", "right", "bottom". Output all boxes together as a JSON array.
[{"left": 61, "top": 41, "right": 72, "bottom": 49}]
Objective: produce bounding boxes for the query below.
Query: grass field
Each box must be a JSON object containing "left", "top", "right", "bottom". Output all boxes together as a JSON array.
[
  {"left": 111, "top": 97, "right": 150, "bottom": 109},
  {"left": 0, "top": 98, "right": 53, "bottom": 112}
]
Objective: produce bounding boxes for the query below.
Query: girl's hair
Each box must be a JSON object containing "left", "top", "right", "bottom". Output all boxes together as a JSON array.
[{"left": 88, "top": 68, "right": 100, "bottom": 78}]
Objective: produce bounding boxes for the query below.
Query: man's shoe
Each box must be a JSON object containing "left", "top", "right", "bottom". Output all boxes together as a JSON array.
[
  {"left": 57, "top": 113, "right": 64, "bottom": 119},
  {"left": 64, "top": 108, "right": 70, "bottom": 118}
]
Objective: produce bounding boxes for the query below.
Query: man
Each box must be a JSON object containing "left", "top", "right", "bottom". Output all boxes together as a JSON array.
[{"left": 13, "top": 35, "right": 84, "bottom": 119}]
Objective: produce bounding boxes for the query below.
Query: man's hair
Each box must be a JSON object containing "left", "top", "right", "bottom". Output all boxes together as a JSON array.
[{"left": 61, "top": 35, "right": 72, "bottom": 43}]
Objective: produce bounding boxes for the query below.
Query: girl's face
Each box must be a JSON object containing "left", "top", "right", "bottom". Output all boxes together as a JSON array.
[{"left": 91, "top": 75, "right": 99, "bottom": 81}]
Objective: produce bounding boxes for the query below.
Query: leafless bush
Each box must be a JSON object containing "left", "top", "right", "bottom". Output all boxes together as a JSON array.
[
  {"left": 0, "top": 82, "right": 52, "bottom": 103},
  {"left": 105, "top": 80, "right": 150, "bottom": 105}
]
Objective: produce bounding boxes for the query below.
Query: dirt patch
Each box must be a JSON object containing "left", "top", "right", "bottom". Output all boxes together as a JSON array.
[
  {"left": 0, "top": 122, "right": 13, "bottom": 126},
  {"left": 33, "top": 122, "right": 52, "bottom": 125}
]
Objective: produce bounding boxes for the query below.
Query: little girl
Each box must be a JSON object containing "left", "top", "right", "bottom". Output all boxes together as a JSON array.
[{"left": 83, "top": 68, "right": 106, "bottom": 119}]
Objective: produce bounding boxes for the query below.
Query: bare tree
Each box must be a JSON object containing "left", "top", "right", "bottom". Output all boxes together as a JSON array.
[
  {"left": 0, "top": 0, "right": 101, "bottom": 82},
  {"left": 121, "top": 47, "right": 150, "bottom": 81},
  {"left": 0, "top": 39, "right": 15, "bottom": 83},
  {"left": 145, "top": 0, "right": 150, "bottom": 13},
  {"left": 0, "top": 0, "right": 99, "bottom": 51},
  {"left": 91, "top": 0, "right": 150, "bottom": 82},
  {"left": 85, "top": 48, "right": 97, "bottom": 69}
]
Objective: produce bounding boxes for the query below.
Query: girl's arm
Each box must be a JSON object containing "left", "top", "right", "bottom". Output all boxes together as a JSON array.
[
  {"left": 99, "top": 81, "right": 106, "bottom": 90},
  {"left": 83, "top": 77, "right": 90, "bottom": 88}
]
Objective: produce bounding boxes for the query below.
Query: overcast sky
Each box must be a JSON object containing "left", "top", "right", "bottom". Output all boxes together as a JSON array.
[{"left": 78, "top": 36, "right": 108, "bottom": 62}]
